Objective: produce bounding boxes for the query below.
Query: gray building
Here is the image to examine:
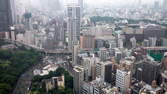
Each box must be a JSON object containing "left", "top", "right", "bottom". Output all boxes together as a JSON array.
[
  {"left": 67, "top": 4, "right": 80, "bottom": 50},
  {"left": 134, "top": 60, "right": 161, "bottom": 85},
  {"left": 73, "top": 66, "right": 84, "bottom": 94},
  {"left": 99, "top": 48, "right": 108, "bottom": 61}
]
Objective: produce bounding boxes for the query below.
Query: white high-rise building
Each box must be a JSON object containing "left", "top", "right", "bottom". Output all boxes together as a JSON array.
[
  {"left": 116, "top": 69, "right": 131, "bottom": 92},
  {"left": 67, "top": 4, "right": 80, "bottom": 50},
  {"left": 73, "top": 66, "right": 84, "bottom": 94}
]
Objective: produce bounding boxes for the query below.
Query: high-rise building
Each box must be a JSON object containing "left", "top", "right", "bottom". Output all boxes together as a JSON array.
[
  {"left": 67, "top": 4, "right": 80, "bottom": 50},
  {"left": 95, "top": 61, "right": 116, "bottom": 84},
  {"left": 116, "top": 69, "right": 131, "bottom": 92},
  {"left": 0, "top": 0, "right": 15, "bottom": 33},
  {"left": 104, "top": 61, "right": 115, "bottom": 84},
  {"left": 134, "top": 60, "right": 161, "bottom": 85},
  {"left": 73, "top": 66, "right": 84, "bottom": 94},
  {"left": 96, "top": 62, "right": 103, "bottom": 78}
]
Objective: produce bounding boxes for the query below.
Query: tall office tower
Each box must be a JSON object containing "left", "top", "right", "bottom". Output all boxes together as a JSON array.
[
  {"left": 0, "top": 0, "right": 15, "bottom": 33},
  {"left": 116, "top": 69, "right": 131, "bottom": 92},
  {"left": 73, "top": 66, "right": 84, "bottom": 94},
  {"left": 67, "top": 4, "right": 80, "bottom": 50}
]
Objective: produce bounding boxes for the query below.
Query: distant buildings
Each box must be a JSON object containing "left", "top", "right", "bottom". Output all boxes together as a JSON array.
[{"left": 163, "top": 0, "right": 167, "bottom": 11}]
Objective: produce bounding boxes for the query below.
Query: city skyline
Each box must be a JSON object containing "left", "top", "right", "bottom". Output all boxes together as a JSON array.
[{"left": 0, "top": 0, "right": 167, "bottom": 94}]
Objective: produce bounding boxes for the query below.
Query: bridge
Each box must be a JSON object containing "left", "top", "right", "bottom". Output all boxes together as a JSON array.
[
  {"left": 4, "top": 39, "right": 72, "bottom": 55},
  {"left": 143, "top": 47, "right": 167, "bottom": 51}
]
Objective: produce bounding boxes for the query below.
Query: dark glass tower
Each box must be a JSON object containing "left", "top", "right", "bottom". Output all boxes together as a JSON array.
[{"left": 0, "top": 0, "right": 14, "bottom": 32}]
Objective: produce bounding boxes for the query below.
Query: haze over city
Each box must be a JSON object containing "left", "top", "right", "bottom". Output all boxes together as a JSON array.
[
  {"left": 0, "top": 0, "right": 167, "bottom": 94},
  {"left": 19, "top": 0, "right": 165, "bottom": 9}
]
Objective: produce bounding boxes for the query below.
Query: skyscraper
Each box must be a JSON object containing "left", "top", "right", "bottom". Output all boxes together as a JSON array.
[
  {"left": 67, "top": 4, "right": 80, "bottom": 50},
  {"left": 0, "top": 0, "right": 15, "bottom": 32}
]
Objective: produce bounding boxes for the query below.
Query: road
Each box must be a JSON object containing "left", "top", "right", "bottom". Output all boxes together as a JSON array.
[
  {"left": 12, "top": 60, "right": 44, "bottom": 94},
  {"left": 12, "top": 56, "right": 74, "bottom": 94}
]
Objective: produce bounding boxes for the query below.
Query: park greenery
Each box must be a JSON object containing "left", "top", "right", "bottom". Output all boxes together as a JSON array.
[
  {"left": 0, "top": 40, "right": 41, "bottom": 94},
  {"left": 90, "top": 16, "right": 167, "bottom": 27},
  {"left": 30, "top": 67, "right": 74, "bottom": 94}
]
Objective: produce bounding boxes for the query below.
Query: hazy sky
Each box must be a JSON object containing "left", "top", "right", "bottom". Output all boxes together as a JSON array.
[
  {"left": 66, "top": 0, "right": 163, "bottom": 7},
  {"left": 19, "top": 0, "right": 163, "bottom": 9},
  {"left": 88, "top": 0, "right": 162, "bottom": 5}
]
